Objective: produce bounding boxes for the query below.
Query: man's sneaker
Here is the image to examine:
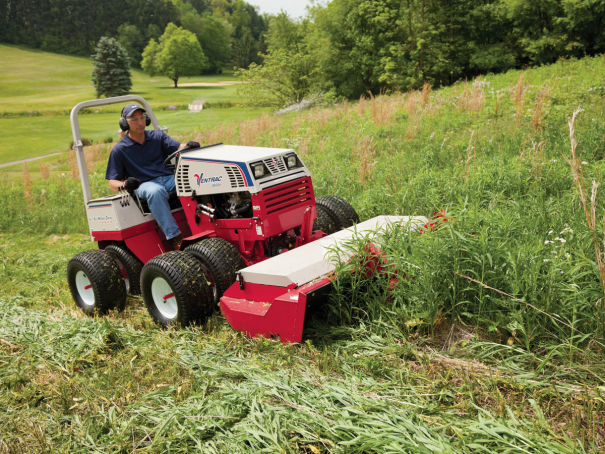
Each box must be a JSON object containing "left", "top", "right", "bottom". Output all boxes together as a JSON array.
[{"left": 171, "top": 234, "right": 183, "bottom": 250}]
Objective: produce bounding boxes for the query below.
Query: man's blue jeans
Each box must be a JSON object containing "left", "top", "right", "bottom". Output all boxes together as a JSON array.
[{"left": 137, "top": 175, "right": 181, "bottom": 240}]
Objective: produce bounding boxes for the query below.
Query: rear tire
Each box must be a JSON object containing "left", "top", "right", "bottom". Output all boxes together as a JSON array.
[
  {"left": 105, "top": 244, "right": 143, "bottom": 295},
  {"left": 184, "top": 238, "right": 245, "bottom": 305},
  {"left": 314, "top": 195, "right": 359, "bottom": 234},
  {"left": 140, "top": 251, "right": 213, "bottom": 327},
  {"left": 67, "top": 250, "right": 127, "bottom": 315}
]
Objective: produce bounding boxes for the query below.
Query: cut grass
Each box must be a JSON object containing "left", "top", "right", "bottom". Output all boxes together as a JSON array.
[
  {"left": 0, "top": 233, "right": 603, "bottom": 452},
  {"left": 2, "top": 54, "right": 605, "bottom": 451}
]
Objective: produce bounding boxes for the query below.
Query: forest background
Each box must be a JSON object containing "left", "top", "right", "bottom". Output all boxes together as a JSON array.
[{"left": 2, "top": 0, "right": 605, "bottom": 102}]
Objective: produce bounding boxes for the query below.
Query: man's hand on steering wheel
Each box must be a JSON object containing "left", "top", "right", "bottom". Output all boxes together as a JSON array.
[{"left": 163, "top": 141, "right": 201, "bottom": 170}]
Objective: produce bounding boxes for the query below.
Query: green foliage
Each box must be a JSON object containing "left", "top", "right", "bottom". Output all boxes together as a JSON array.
[
  {"left": 141, "top": 23, "right": 208, "bottom": 87},
  {"left": 116, "top": 24, "right": 146, "bottom": 67},
  {"left": 90, "top": 37, "right": 132, "bottom": 98},
  {"left": 238, "top": 0, "right": 605, "bottom": 102},
  {"left": 236, "top": 13, "right": 321, "bottom": 107},
  {"left": 2, "top": 55, "right": 605, "bottom": 453},
  {"left": 177, "top": 0, "right": 232, "bottom": 73},
  {"left": 236, "top": 49, "right": 317, "bottom": 108}
]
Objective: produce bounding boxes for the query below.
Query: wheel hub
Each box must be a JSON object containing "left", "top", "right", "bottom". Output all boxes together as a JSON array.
[{"left": 151, "top": 277, "right": 178, "bottom": 319}]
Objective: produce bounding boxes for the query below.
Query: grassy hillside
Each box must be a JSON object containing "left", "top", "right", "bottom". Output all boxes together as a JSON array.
[
  {"left": 0, "top": 44, "right": 242, "bottom": 114},
  {"left": 0, "top": 44, "right": 266, "bottom": 167},
  {"left": 2, "top": 55, "right": 605, "bottom": 451}
]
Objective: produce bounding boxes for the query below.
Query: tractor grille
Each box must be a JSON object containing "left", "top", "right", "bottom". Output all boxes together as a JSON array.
[
  {"left": 176, "top": 164, "right": 191, "bottom": 193},
  {"left": 225, "top": 166, "right": 246, "bottom": 188},
  {"left": 261, "top": 178, "right": 313, "bottom": 214},
  {"left": 263, "top": 156, "right": 287, "bottom": 175}
]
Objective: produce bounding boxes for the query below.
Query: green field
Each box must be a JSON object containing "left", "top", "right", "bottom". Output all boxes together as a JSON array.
[
  {"left": 2, "top": 54, "right": 605, "bottom": 451},
  {"left": 0, "top": 107, "right": 269, "bottom": 168},
  {"left": 0, "top": 44, "right": 264, "bottom": 167},
  {"left": 0, "top": 44, "right": 242, "bottom": 114}
]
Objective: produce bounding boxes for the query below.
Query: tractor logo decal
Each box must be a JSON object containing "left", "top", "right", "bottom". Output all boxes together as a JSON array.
[
  {"left": 183, "top": 157, "right": 251, "bottom": 186},
  {"left": 194, "top": 173, "right": 223, "bottom": 187}
]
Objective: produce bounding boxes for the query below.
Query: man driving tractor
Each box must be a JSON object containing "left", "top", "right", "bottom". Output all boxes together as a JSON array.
[{"left": 105, "top": 104, "right": 198, "bottom": 248}]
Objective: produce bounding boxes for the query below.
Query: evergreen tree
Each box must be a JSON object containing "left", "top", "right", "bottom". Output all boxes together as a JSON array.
[{"left": 91, "top": 37, "right": 132, "bottom": 98}]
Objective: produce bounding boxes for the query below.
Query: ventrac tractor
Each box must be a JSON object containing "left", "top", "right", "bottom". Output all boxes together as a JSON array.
[{"left": 67, "top": 96, "right": 426, "bottom": 342}]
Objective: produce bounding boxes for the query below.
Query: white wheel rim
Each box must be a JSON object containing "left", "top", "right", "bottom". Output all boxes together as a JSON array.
[
  {"left": 114, "top": 259, "right": 130, "bottom": 293},
  {"left": 75, "top": 271, "right": 95, "bottom": 306},
  {"left": 151, "top": 277, "right": 178, "bottom": 319}
]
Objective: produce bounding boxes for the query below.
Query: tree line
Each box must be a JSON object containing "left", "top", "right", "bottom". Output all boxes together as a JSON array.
[
  {"left": 0, "top": 0, "right": 268, "bottom": 72},
  {"left": 238, "top": 0, "right": 605, "bottom": 106}
]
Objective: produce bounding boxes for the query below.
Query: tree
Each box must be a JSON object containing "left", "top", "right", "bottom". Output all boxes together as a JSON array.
[
  {"left": 141, "top": 23, "right": 208, "bottom": 87},
  {"left": 117, "top": 24, "right": 146, "bottom": 67},
  {"left": 236, "top": 47, "right": 317, "bottom": 108},
  {"left": 91, "top": 36, "right": 132, "bottom": 98}
]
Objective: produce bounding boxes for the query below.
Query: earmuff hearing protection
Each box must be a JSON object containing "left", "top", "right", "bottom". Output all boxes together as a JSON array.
[{"left": 119, "top": 107, "right": 150, "bottom": 131}]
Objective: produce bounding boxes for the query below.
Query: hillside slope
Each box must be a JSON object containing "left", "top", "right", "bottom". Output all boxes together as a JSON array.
[{"left": 1, "top": 55, "right": 605, "bottom": 451}]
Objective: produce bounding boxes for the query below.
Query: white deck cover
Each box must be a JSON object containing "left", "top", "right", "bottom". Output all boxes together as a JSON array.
[{"left": 240, "top": 215, "right": 428, "bottom": 287}]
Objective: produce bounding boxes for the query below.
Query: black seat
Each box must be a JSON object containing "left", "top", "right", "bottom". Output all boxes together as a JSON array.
[{"left": 138, "top": 191, "right": 182, "bottom": 213}]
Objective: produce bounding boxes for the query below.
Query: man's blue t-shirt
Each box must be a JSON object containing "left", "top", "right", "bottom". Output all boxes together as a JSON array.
[{"left": 105, "top": 130, "right": 181, "bottom": 182}]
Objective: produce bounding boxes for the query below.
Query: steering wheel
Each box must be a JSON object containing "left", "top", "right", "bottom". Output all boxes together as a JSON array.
[
  {"left": 163, "top": 150, "right": 180, "bottom": 171},
  {"left": 163, "top": 143, "right": 200, "bottom": 170}
]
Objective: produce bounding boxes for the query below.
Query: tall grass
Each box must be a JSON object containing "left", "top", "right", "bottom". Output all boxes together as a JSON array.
[{"left": 3, "top": 55, "right": 605, "bottom": 452}]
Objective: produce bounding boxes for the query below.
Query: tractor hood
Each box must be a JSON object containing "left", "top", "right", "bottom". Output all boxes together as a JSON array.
[{"left": 175, "top": 144, "right": 311, "bottom": 196}]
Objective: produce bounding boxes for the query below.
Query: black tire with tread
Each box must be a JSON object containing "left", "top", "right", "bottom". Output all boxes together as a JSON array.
[
  {"left": 67, "top": 249, "right": 127, "bottom": 315},
  {"left": 314, "top": 195, "right": 360, "bottom": 234},
  {"left": 105, "top": 244, "right": 143, "bottom": 295},
  {"left": 313, "top": 203, "right": 339, "bottom": 235},
  {"left": 184, "top": 237, "right": 245, "bottom": 305},
  {"left": 141, "top": 251, "right": 214, "bottom": 327}
]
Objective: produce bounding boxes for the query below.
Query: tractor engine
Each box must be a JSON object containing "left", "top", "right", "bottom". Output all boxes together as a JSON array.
[{"left": 213, "top": 191, "right": 252, "bottom": 219}]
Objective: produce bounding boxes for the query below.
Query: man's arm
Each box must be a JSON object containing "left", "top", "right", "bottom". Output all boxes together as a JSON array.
[{"left": 108, "top": 179, "right": 123, "bottom": 192}]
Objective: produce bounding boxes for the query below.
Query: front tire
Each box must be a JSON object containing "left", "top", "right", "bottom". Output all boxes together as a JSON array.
[
  {"left": 184, "top": 238, "right": 245, "bottom": 305},
  {"left": 141, "top": 251, "right": 214, "bottom": 327},
  {"left": 314, "top": 195, "right": 360, "bottom": 234},
  {"left": 105, "top": 244, "right": 143, "bottom": 295},
  {"left": 67, "top": 250, "right": 127, "bottom": 315}
]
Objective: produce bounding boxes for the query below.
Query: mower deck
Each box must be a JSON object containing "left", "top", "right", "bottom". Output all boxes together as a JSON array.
[{"left": 220, "top": 215, "right": 427, "bottom": 342}]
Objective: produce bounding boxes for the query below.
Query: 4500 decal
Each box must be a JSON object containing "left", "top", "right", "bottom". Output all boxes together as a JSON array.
[{"left": 194, "top": 173, "right": 223, "bottom": 188}]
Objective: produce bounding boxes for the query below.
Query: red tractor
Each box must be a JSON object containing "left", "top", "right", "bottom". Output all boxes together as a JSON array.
[{"left": 67, "top": 96, "right": 425, "bottom": 342}]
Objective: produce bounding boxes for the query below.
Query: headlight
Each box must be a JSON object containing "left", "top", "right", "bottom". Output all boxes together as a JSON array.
[
  {"left": 284, "top": 153, "right": 298, "bottom": 169},
  {"left": 251, "top": 162, "right": 266, "bottom": 178}
]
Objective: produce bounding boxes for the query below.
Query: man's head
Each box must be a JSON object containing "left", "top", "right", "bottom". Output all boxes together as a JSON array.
[{"left": 120, "top": 104, "right": 149, "bottom": 134}]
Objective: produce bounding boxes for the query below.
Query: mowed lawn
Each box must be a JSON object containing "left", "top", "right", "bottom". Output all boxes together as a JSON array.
[
  {"left": 0, "top": 44, "right": 242, "bottom": 113},
  {"left": 0, "top": 108, "right": 270, "bottom": 167},
  {"left": 0, "top": 44, "right": 266, "bottom": 167}
]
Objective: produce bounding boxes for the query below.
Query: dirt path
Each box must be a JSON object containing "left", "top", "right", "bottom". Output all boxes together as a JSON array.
[
  {"left": 177, "top": 81, "right": 244, "bottom": 87},
  {"left": 0, "top": 152, "right": 62, "bottom": 169}
]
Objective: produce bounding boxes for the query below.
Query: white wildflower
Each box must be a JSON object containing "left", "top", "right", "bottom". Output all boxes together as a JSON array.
[
  {"left": 543, "top": 259, "right": 550, "bottom": 262},
  {"left": 566, "top": 253, "right": 571, "bottom": 258},
  {"left": 544, "top": 240, "right": 554, "bottom": 244},
  {"left": 555, "top": 237, "right": 567, "bottom": 243},
  {"left": 548, "top": 230, "right": 554, "bottom": 235},
  {"left": 560, "top": 228, "right": 573, "bottom": 234},
  {"left": 582, "top": 161, "right": 588, "bottom": 165}
]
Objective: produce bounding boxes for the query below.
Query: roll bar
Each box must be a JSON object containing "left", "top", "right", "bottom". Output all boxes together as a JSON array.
[{"left": 70, "top": 95, "right": 167, "bottom": 204}]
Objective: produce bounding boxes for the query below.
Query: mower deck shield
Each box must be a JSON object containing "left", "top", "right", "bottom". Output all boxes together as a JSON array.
[{"left": 220, "top": 215, "right": 427, "bottom": 342}]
